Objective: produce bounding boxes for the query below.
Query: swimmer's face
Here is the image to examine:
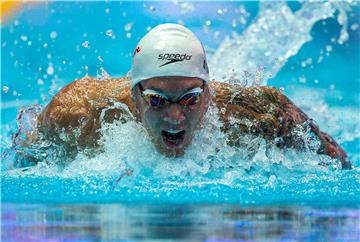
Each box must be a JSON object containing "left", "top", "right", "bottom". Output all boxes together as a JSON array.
[{"left": 133, "top": 77, "right": 210, "bottom": 157}]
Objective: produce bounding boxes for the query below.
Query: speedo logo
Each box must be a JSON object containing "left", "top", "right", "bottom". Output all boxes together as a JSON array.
[{"left": 158, "top": 53, "right": 192, "bottom": 67}]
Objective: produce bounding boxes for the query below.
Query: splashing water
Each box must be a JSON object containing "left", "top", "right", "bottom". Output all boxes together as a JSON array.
[
  {"left": 1, "top": 1, "right": 359, "bottom": 204},
  {"left": 209, "top": 1, "right": 356, "bottom": 86}
]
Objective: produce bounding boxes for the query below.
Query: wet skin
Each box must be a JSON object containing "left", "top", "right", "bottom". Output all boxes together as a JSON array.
[
  {"left": 32, "top": 76, "right": 350, "bottom": 168},
  {"left": 132, "top": 77, "right": 210, "bottom": 157}
]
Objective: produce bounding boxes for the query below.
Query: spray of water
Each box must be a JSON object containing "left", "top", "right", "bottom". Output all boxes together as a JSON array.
[{"left": 209, "top": 1, "right": 356, "bottom": 86}]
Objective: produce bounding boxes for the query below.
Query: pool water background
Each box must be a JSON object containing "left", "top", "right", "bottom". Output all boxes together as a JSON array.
[{"left": 1, "top": 1, "right": 360, "bottom": 241}]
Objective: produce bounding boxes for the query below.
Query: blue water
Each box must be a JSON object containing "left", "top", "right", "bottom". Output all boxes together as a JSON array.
[{"left": 1, "top": 1, "right": 360, "bottom": 241}]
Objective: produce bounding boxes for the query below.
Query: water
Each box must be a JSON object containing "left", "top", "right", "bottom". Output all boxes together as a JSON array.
[
  {"left": 1, "top": 1, "right": 360, "bottom": 241},
  {"left": 2, "top": 204, "right": 359, "bottom": 241}
]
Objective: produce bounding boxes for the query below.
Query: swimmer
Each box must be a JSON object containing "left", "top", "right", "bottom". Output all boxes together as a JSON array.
[{"left": 22, "top": 24, "right": 350, "bottom": 168}]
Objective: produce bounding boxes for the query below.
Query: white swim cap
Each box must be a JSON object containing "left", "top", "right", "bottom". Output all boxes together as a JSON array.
[{"left": 130, "top": 23, "right": 209, "bottom": 88}]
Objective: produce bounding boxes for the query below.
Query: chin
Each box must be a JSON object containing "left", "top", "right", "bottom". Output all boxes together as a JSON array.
[{"left": 154, "top": 137, "right": 191, "bottom": 158}]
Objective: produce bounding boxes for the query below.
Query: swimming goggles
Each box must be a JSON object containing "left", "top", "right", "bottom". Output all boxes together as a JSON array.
[{"left": 138, "top": 83, "right": 205, "bottom": 108}]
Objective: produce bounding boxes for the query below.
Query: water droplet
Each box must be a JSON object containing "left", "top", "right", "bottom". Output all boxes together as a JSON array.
[
  {"left": 351, "top": 23, "right": 359, "bottom": 31},
  {"left": 177, "top": 20, "right": 184, "bottom": 25},
  {"left": 2, "top": 86, "right": 9, "bottom": 93},
  {"left": 43, "top": 43, "right": 48, "bottom": 48},
  {"left": 205, "top": 20, "right": 211, "bottom": 26},
  {"left": 279, "top": 86, "right": 284, "bottom": 91},
  {"left": 231, "top": 19, "right": 237, "bottom": 28},
  {"left": 314, "top": 79, "right": 319, "bottom": 84},
  {"left": 124, "top": 22, "right": 133, "bottom": 32},
  {"left": 126, "top": 33, "right": 131, "bottom": 38},
  {"left": 27, "top": 41, "right": 32, "bottom": 46},
  {"left": 217, "top": 9, "right": 223, "bottom": 15},
  {"left": 98, "top": 56, "right": 103, "bottom": 62},
  {"left": 239, "top": 16, "right": 246, "bottom": 25},
  {"left": 299, "top": 76, "right": 306, "bottom": 83},
  {"left": 47, "top": 66, "right": 54, "bottom": 75},
  {"left": 82, "top": 41, "right": 90, "bottom": 49},
  {"left": 37, "top": 79, "right": 44, "bottom": 85},
  {"left": 97, "top": 67, "right": 110, "bottom": 80},
  {"left": 105, "top": 8, "right": 110, "bottom": 14},
  {"left": 317, "top": 55, "right": 324, "bottom": 63},
  {"left": 149, "top": 6, "right": 156, "bottom": 12},
  {"left": 330, "top": 84, "right": 335, "bottom": 90},
  {"left": 106, "top": 29, "right": 113, "bottom": 37},
  {"left": 265, "top": 51, "right": 271, "bottom": 56},
  {"left": 146, "top": 26, "right": 152, "bottom": 31},
  {"left": 20, "top": 35, "right": 28, "bottom": 41},
  {"left": 326, "top": 45, "right": 332, "bottom": 52},
  {"left": 50, "top": 31, "right": 58, "bottom": 39}
]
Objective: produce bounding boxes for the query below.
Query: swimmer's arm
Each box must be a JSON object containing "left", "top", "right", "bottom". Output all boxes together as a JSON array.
[
  {"left": 263, "top": 87, "right": 350, "bottom": 168},
  {"left": 262, "top": 87, "right": 351, "bottom": 168},
  {"left": 212, "top": 82, "right": 350, "bottom": 168}
]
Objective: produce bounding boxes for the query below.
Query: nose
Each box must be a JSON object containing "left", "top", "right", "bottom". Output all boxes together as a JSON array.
[{"left": 163, "top": 104, "right": 185, "bottom": 125}]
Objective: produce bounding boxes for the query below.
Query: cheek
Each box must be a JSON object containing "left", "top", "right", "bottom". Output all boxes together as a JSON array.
[
  {"left": 143, "top": 110, "right": 163, "bottom": 131},
  {"left": 186, "top": 107, "right": 205, "bottom": 128}
]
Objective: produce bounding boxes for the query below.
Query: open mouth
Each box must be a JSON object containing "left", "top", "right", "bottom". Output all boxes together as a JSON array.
[{"left": 161, "top": 130, "right": 186, "bottom": 148}]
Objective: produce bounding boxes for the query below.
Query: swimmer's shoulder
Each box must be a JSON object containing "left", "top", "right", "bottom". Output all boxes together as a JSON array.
[
  {"left": 209, "top": 81, "right": 287, "bottom": 115},
  {"left": 209, "top": 81, "right": 309, "bottom": 139},
  {"left": 38, "top": 76, "right": 135, "bottom": 137}
]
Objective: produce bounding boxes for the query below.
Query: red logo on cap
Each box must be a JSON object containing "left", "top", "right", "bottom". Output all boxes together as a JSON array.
[{"left": 134, "top": 46, "right": 141, "bottom": 57}]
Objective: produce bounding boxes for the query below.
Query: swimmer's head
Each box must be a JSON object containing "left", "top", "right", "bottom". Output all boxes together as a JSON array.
[
  {"left": 130, "top": 24, "right": 211, "bottom": 157},
  {"left": 130, "top": 23, "right": 210, "bottom": 88}
]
